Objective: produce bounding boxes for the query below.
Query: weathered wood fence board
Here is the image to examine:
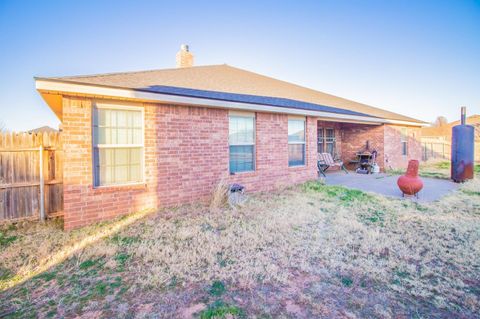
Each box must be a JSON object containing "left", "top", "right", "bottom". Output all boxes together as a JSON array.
[{"left": 0, "top": 132, "right": 63, "bottom": 222}]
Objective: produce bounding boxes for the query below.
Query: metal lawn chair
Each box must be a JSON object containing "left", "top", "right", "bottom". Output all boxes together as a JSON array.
[{"left": 317, "top": 153, "right": 348, "bottom": 177}]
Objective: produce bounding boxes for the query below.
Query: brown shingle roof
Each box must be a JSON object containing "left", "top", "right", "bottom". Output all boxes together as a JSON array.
[{"left": 47, "top": 64, "right": 424, "bottom": 124}]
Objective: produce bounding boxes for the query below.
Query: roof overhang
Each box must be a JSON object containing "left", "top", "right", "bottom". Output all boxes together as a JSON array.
[{"left": 35, "top": 78, "right": 426, "bottom": 127}]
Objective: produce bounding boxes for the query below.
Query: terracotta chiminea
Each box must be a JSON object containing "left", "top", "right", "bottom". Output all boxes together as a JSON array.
[{"left": 397, "top": 160, "right": 423, "bottom": 198}]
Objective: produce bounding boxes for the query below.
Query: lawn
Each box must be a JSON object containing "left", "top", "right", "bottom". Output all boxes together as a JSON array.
[
  {"left": 388, "top": 160, "right": 480, "bottom": 180},
  {"left": 0, "top": 176, "right": 479, "bottom": 318}
]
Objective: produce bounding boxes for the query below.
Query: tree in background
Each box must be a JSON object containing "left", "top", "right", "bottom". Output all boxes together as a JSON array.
[{"left": 433, "top": 116, "right": 448, "bottom": 127}]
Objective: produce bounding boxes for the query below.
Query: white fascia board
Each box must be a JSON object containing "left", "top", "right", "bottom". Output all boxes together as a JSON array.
[{"left": 35, "top": 79, "right": 424, "bottom": 126}]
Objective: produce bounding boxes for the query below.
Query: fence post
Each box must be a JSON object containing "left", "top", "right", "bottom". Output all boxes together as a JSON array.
[{"left": 39, "top": 144, "right": 45, "bottom": 221}]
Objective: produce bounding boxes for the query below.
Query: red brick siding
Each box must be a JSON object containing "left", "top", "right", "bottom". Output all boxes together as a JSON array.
[
  {"left": 62, "top": 97, "right": 317, "bottom": 229},
  {"left": 340, "top": 123, "right": 385, "bottom": 171},
  {"left": 384, "top": 125, "right": 422, "bottom": 169},
  {"left": 230, "top": 114, "right": 317, "bottom": 191},
  {"left": 62, "top": 97, "right": 158, "bottom": 230}
]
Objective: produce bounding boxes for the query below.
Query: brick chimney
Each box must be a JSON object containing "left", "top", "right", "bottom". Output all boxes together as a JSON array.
[{"left": 176, "top": 44, "right": 194, "bottom": 68}]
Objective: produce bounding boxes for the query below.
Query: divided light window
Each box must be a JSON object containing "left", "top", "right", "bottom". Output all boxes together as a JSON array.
[
  {"left": 229, "top": 113, "right": 255, "bottom": 173},
  {"left": 93, "top": 104, "right": 144, "bottom": 187},
  {"left": 288, "top": 118, "right": 306, "bottom": 166},
  {"left": 318, "top": 127, "right": 336, "bottom": 155}
]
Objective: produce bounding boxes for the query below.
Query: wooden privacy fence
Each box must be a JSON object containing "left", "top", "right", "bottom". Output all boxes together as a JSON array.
[{"left": 0, "top": 132, "right": 63, "bottom": 222}]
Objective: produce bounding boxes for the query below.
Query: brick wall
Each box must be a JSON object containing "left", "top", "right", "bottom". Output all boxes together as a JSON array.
[
  {"left": 230, "top": 113, "right": 318, "bottom": 191},
  {"left": 62, "top": 97, "right": 158, "bottom": 230},
  {"left": 62, "top": 97, "right": 317, "bottom": 229},
  {"left": 384, "top": 125, "right": 422, "bottom": 169},
  {"left": 340, "top": 123, "right": 385, "bottom": 171}
]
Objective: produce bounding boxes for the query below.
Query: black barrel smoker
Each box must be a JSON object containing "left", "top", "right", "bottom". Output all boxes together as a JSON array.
[{"left": 451, "top": 107, "right": 475, "bottom": 182}]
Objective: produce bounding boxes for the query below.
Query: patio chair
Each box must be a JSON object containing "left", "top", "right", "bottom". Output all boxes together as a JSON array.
[{"left": 317, "top": 153, "right": 349, "bottom": 177}]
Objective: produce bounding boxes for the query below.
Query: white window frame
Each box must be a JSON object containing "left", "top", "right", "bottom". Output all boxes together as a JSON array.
[
  {"left": 288, "top": 117, "right": 306, "bottom": 167},
  {"left": 92, "top": 101, "right": 145, "bottom": 187},
  {"left": 228, "top": 111, "right": 256, "bottom": 173}
]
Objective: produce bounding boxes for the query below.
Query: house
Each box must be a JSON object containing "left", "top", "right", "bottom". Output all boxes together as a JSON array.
[
  {"left": 35, "top": 45, "right": 426, "bottom": 229},
  {"left": 421, "top": 115, "right": 480, "bottom": 162},
  {"left": 28, "top": 126, "right": 59, "bottom": 134}
]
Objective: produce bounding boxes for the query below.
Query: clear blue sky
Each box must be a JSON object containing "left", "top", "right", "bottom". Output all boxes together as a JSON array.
[{"left": 0, "top": 0, "right": 479, "bottom": 131}]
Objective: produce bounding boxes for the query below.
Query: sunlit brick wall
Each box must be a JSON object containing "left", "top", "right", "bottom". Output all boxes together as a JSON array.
[
  {"left": 384, "top": 125, "right": 422, "bottom": 169},
  {"left": 62, "top": 97, "right": 318, "bottom": 230}
]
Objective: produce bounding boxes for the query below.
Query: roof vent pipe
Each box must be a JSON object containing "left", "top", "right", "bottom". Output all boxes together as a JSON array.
[{"left": 461, "top": 106, "right": 466, "bottom": 125}]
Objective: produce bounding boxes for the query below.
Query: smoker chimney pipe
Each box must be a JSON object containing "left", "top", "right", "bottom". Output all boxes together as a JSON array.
[{"left": 461, "top": 106, "right": 466, "bottom": 125}]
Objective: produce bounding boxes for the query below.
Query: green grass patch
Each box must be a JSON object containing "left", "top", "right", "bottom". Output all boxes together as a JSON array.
[
  {"left": 79, "top": 259, "right": 99, "bottom": 270},
  {"left": 35, "top": 270, "right": 57, "bottom": 282},
  {"left": 113, "top": 252, "right": 131, "bottom": 272},
  {"left": 0, "top": 266, "right": 14, "bottom": 281},
  {"left": 110, "top": 234, "right": 141, "bottom": 246},
  {"left": 419, "top": 171, "right": 448, "bottom": 179},
  {"left": 209, "top": 280, "right": 226, "bottom": 297},
  {"left": 94, "top": 281, "right": 108, "bottom": 297},
  {"left": 0, "top": 231, "right": 18, "bottom": 248},
  {"left": 303, "top": 182, "right": 373, "bottom": 205},
  {"left": 115, "top": 253, "right": 130, "bottom": 267},
  {"left": 434, "top": 161, "right": 450, "bottom": 169},
  {"left": 200, "top": 300, "right": 245, "bottom": 319},
  {"left": 475, "top": 165, "right": 480, "bottom": 174},
  {"left": 462, "top": 189, "right": 480, "bottom": 196},
  {"left": 341, "top": 276, "right": 353, "bottom": 287},
  {"left": 392, "top": 269, "right": 410, "bottom": 285},
  {"left": 359, "top": 209, "right": 385, "bottom": 225},
  {"left": 302, "top": 180, "right": 325, "bottom": 192}
]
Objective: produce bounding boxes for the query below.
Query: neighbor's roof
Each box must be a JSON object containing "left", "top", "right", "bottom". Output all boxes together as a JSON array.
[
  {"left": 28, "top": 126, "right": 58, "bottom": 134},
  {"left": 36, "top": 64, "right": 424, "bottom": 124},
  {"left": 422, "top": 115, "right": 480, "bottom": 137}
]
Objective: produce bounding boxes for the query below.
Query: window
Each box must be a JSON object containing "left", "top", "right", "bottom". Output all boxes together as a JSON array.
[
  {"left": 288, "top": 118, "right": 306, "bottom": 166},
  {"left": 400, "top": 127, "right": 408, "bottom": 156},
  {"left": 229, "top": 113, "right": 255, "bottom": 173},
  {"left": 318, "top": 127, "right": 336, "bottom": 155},
  {"left": 93, "top": 104, "right": 144, "bottom": 186}
]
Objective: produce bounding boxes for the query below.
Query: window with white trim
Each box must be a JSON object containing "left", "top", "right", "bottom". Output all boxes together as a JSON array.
[
  {"left": 229, "top": 113, "right": 255, "bottom": 173},
  {"left": 400, "top": 127, "right": 408, "bottom": 156},
  {"left": 93, "top": 105, "right": 144, "bottom": 186},
  {"left": 288, "top": 118, "right": 306, "bottom": 166}
]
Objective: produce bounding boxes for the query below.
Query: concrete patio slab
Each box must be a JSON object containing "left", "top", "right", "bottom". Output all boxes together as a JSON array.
[{"left": 323, "top": 171, "right": 460, "bottom": 202}]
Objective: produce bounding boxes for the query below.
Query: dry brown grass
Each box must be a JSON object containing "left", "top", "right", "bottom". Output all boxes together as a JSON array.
[
  {"left": 1, "top": 177, "right": 479, "bottom": 317},
  {"left": 209, "top": 176, "right": 230, "bottom": 212}
]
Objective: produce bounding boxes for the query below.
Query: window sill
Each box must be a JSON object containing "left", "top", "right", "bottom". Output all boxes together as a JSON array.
[
  {"left": 230, "top": 170, "right": 256, "bottom": 176},
  {"left": 288, "top": 164, "right": 306, "bottom": 169},
  {"left": 91, "top": 182, "right": 147, "bottom": 193}
]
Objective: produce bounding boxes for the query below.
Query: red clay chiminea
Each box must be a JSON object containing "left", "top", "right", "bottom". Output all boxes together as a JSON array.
[{"left": 397, "top": 160, "right": 423, "bottom": 198}]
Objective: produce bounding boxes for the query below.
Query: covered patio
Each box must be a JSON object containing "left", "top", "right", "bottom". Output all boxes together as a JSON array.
[
  {"left": 323, "top": 171, "right": 459, "bottom": 202},
  {"left": 316, "top": 119, "right": 423, "bottom": 173}
]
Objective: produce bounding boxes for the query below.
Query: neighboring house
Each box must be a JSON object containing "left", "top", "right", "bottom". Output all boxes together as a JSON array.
[
  {"left": 28, "top": 126, "right": 58, "bottom": 134},
  {"left": 421, "top": 115, "right": 480, "bottom": 162},
  {"left": 35, "top": 45, "right": 426, "bottom": 229}
]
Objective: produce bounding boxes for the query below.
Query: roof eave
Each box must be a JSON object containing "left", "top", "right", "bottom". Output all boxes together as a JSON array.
[{"left": 35, "top": 78, "right": 427, "bottom": 126}]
